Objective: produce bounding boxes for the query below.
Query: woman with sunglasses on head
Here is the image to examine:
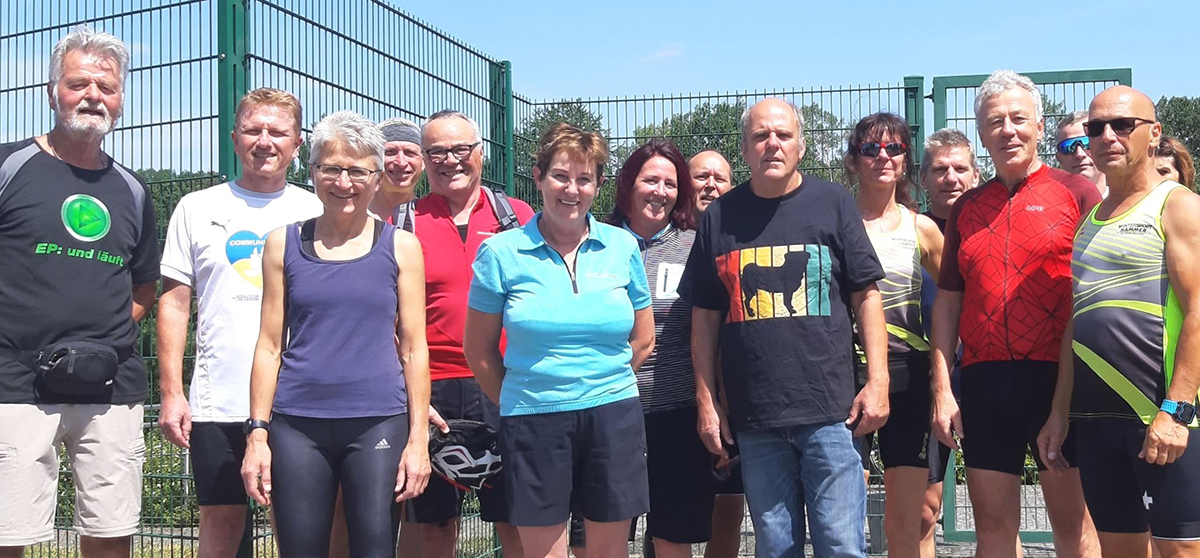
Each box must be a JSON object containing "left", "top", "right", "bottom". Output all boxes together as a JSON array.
[
  {"left": 240, "top": 111, "right": 433, "bottom": 557},
  {"left": 845, "top": 113, "right": 945, "bottom": 558},
  {"left": 1156, "top": 137, "right": 1196, "bottom": 190},
  {"left": 464, "top": 123, "right": 655, "bottom": 558}
]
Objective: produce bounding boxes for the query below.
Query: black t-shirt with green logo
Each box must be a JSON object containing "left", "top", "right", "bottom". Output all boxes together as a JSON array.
[{"left": 0, "top": 138, "right": 160, "bottom": 404}]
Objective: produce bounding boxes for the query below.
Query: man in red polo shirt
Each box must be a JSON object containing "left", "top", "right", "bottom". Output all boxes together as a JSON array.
[
  {"left": 405, "top": 110, "right": 533, "bottom": 558},
  {"left": 930, "top": 70, "right": 1101, "bottom": 558}
]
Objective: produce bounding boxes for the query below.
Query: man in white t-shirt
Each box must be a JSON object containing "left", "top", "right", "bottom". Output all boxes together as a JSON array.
[{"left": 157, "top": 88, "right": 321, "bottom": 558}]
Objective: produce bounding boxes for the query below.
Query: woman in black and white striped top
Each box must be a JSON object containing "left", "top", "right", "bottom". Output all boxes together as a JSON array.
[{"left": 604, "top": 139, "right": 715, "bottom": 558}]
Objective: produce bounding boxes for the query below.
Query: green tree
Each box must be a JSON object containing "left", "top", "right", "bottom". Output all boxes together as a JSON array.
[
  {"left": 513, "top": 100, "right": 609, "bottom": 210},
  {"left": 1157, "top": 96, "right": 1200, "bottom": 157}
]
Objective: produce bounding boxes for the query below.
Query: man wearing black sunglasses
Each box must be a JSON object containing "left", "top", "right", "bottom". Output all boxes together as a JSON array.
[
  {"left": 931, "top": 70, "right": 1102, "bottom": 558},
  {"left": 1055, "top": 111, "right": 1107, "bottom": 198},
  {"left": 1067, "top": 85, "right": 1200, "bottom": 558}
]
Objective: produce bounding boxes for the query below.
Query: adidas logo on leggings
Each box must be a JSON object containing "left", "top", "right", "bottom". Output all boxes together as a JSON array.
[{"left": 375, "top": 438, "right": 391, "bottom": 450}]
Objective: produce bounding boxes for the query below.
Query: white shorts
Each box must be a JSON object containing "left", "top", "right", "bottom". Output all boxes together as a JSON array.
[{"left": 0, "top": 403, "right": 145, "bottom": 545}]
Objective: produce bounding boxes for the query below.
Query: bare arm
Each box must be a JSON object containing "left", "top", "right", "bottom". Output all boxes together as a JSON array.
[
  {"left": 1038, "top": 314, "right": 1075, "bottom": 472},
  {"left": 156, "top": 279, "right": 194, "bottom": 449},
  {"left": 394, "top": 230, "right": 432, "bottom": 501},
  {"left": 848, "top": 285, "right": 889, "bottom": 435},
  {"left": 464, "top": 309, "right": 505, "bottom": 405},
  {"left": 930, "top": 289, "right": 964, "bottom": 449},
  {"left": 132, "top": 282, "right": 157, "bottom": 322},
  {"left": 915, "top": 213, "right": 943, "bottom": 280},
  {"left": 629, "top": 306, "right": 655, "bottom": 373},
  {"left": 693, "top": 307, "right": 731, "bottom": 458},
  {"left": 1143, "top": 189, "right": 1200, "bottom": 465},
  {"left": 241, "top": 228, "right": 287, "bottom": 506}
]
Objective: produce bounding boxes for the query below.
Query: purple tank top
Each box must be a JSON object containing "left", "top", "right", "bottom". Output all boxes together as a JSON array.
[{"left": 273, "top": 220, "right": 408, "bottom": 418}]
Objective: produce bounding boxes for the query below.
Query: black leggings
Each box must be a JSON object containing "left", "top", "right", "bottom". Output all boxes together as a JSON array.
[{"left": 270, "top": 413, "right": 409, "bottom": 558}]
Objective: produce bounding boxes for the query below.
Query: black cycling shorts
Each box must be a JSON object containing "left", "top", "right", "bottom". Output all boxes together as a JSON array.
[
  {"left": 1077, "top": 418, "right": 1200, "bottom": 540},
  {"left": 190, "top": 421, "right": 249, "bottom": 506},
  {"left": 959, "top": 360, "right": 1077, "bottom": 475}
]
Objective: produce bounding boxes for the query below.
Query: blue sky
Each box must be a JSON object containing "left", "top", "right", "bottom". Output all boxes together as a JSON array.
[{"left": 409, "top": 0, "right": 1196, "bottom": 103}]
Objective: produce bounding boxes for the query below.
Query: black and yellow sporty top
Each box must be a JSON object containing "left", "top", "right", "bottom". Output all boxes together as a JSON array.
[
  {"left": 1071, "top": 179, "right": 1196, "bottom": 426},
  {"left": 866, "top": 205, "right": 928, "bottom": 355}
]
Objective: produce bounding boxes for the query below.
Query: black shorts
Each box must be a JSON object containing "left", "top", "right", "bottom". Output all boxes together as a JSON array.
[
  {"left": 714, "top": 444, "right": 744, "bottom": 495},
  {"left": 1077, "top": 419, "right": 1200, "bottom": 540},
  {"left": 644, "top": 406, "right": 717, "bottom": 543},
  {"left": 959, "top": 360, "right": 1077, "bottom": 475},
  {"left": 500, "top": 397, "right": 649, "bottom": 527},
  {"left": 190, "top": 421, "right": 249, "bottom": 506},
  {"left": 855, "top": 353, "right": 950, "bottom": 481},
  {"left": 406, "top": 378, "right": 508, "bottom": 524}
]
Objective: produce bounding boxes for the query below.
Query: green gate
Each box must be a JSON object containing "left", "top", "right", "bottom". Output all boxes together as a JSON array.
[{"left": 930, "top": 68, "right": 1133, "bottom": 545}]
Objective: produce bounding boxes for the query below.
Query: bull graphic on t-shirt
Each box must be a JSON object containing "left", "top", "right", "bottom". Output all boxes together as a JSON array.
[
  {"left": 714, "top": 244, "right": 832, "bottom": 323},
  {"left": 741, "top": 249, "right": 809, "bottom": 318}
]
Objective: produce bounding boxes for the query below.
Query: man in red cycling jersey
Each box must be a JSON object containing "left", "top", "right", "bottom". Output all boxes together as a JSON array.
[{"left": 930, "top": 70, "right": 1101, "bottom": 558}]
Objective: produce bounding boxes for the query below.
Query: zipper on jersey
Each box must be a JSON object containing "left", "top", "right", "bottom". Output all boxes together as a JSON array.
[{"left": 564, "top": 250, "right": 579, "bottom": 294}]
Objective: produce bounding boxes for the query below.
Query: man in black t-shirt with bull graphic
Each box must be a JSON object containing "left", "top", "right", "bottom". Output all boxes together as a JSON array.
[{"left": 680, "top": 98, "right": 889, "bottom": 558}]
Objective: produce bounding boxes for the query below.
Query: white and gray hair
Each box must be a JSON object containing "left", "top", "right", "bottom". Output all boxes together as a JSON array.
[
  {"left": 421, "top": 110, "right": 482, "bottom": 145},
  {"left": 1056, "top": 110, "right": 1089, "bottom": 134},
  {"left": 309, "top": 111, "right": 386, "bottom": 169},
  {"left": 49, "top": 25, "right": 130, "bottom": 88},
  {"left": 974, "top": 70, "right": 1043, "bottom": 124},
  {"left": 921, "top": 128, "right": 979, "bottom": 178},
  {"left": 739, "top": 99, "right": 806, "bottom": 149}
]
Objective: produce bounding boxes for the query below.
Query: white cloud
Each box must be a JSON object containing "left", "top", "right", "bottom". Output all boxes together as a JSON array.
[{"left": 641, "top": 42, "right": 684, "bottom": 63}]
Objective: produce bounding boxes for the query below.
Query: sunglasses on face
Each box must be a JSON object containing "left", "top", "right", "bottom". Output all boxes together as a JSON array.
[
  {"left": 1084, "top": 117, "right": 1155, "bottom": 138},
  {"left": 857, "top": 142, "right": 907, "bottom": 158},
  {"left": 1056, "top": 136, "right": 1090, "bottom": 155}
]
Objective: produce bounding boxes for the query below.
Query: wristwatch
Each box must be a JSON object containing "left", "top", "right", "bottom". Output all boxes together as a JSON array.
[
  {"left": 1160, "top": 400, "right": 1197, "bottom": 426},
  {"left": 243, "top": 418, "right": 271, "bottom": 436}
]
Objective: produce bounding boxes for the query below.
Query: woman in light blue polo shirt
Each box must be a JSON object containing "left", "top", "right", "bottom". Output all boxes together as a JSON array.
[{"left": 464, "top": 123, "right": 655, "bottom": 558}]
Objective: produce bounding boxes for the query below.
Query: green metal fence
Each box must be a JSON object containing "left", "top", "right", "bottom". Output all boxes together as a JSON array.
[{"left": 513, "top": 76, "right": 927, "bottom": 215}]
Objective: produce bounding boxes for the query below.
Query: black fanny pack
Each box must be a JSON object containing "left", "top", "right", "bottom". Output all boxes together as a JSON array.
[{"left": 1, "top": 341, "right": 128, "bottom": 396}]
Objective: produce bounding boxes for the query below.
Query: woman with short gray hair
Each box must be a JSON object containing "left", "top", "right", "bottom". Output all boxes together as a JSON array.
[{"left": 241, "top": 111, "right": 433, "bottom": 557}]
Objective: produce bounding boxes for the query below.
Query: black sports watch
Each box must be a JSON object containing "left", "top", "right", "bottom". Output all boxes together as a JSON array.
[
  {"left": 1160, "top": 400, "right": 1198, "bottom": 426},
  {"left": 243, "top": 418, "right": 271, "bottom": 436}
]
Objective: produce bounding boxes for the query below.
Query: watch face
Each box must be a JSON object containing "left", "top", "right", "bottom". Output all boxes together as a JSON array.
[{"left": 1179, "top": 404, "right": 1198, "bottom": 424}]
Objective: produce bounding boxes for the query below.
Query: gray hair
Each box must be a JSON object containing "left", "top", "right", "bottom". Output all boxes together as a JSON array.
[
  {"left": 974, "top": 70, "right": 1043, "bottom": 124},
  {"left": 309, "top": 111, "right": 386, "bottom": 169},
  {"left": 421, "top": 110, "right": 482, "bottom": 145},
  {"left": 739, "top": 99, "right": 806, "bottom": 148},
  {"left": 1056, "top": 110, "right": 1089, "bottom": 135},
  {"left": 921, "top": 128, "right": 978, "bottom": 178},
  {"left": 49, "top": 25, "right": 130, "bottom": 88}
]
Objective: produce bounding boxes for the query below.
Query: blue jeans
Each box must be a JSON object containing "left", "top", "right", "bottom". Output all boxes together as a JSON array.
[{"left": 739, "top": 421, "right": 866, "bottom": 558}]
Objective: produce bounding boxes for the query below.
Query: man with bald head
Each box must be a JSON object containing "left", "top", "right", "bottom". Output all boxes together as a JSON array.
[
  {"left": 1055, "top": 111, "right": 1108, "bottom": 198},
  {"left": 680, "top": 98, "right": 889, "bottom": 557},
  {"left": 1067, "top": 85, "right": 1200, "bottom": 558},
  {"left": 689, "top": 150, "right": 734, "bottom": 218}
]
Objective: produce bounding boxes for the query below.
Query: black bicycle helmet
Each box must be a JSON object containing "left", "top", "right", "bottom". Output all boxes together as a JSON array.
[{"left": 428, "top": 419, "right": 503, "bottom": 491}]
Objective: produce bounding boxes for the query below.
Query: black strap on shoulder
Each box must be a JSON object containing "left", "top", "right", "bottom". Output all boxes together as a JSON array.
[
  {"left": 300, "top": 218, "right": 317, "bottom": 257},
  {"left": 392, "top": 200, "right": 417, "bottom": 233},
  {"left": 482, "top": 188, "right": 520, "bottom": 231}
]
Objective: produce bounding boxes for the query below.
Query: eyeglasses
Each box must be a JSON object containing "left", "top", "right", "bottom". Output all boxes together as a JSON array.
[
  {"left": 1084, "top": 117, "right": 1155, "bottom": 138},
  {"left": 857, "top": 142, "right": 907, "bottom": 158},
  {"left": 1056, "top": 136, "right": 1090, "bottom": 155},
  {"left": 424, "top": 142, "right": 480, "bottom": 163},
  {"left": 313, "top": 164, "right": 380, "bottom": 183}
]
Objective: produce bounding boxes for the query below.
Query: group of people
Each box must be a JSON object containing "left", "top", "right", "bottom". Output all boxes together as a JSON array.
[{"left": 0, "top": 26, "right": 1198, "bottom": 558}]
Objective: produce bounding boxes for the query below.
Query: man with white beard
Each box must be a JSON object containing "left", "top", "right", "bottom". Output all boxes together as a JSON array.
[{"left": 0, "top": 26, "right": 161, "bottom": 558}]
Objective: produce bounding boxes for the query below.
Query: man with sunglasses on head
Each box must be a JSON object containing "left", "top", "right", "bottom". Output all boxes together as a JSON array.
[
  {"left": 1064, "top": 85, "right": 1200, "bottom": 558},
  {"left": 1055, "top": 111, "right": 1108, "bottom": 198},
  {"left": 930, "top": 70, "right": 1102, "bottom": 558},
  {"left": 403, "top": 110, "right": 532, "bottom": 558}
]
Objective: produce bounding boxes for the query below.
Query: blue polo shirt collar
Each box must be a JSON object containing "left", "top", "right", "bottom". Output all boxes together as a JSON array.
[{"left": 517, "top": 212, "right": 607, "bottom": 252}]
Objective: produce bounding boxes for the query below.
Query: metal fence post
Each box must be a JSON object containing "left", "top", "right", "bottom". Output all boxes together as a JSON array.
[
  {"left": 503, "top": 60, "right": 516, "bottom": 196},
  {"left": 904, "top": 75, "right": 926, "bottom": 209},
  {"left": 218, "top": 0, "right": 249, "bottom": 183},
  {"left": 218, "top": 4, "right": 253, "bottom": 556}
]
